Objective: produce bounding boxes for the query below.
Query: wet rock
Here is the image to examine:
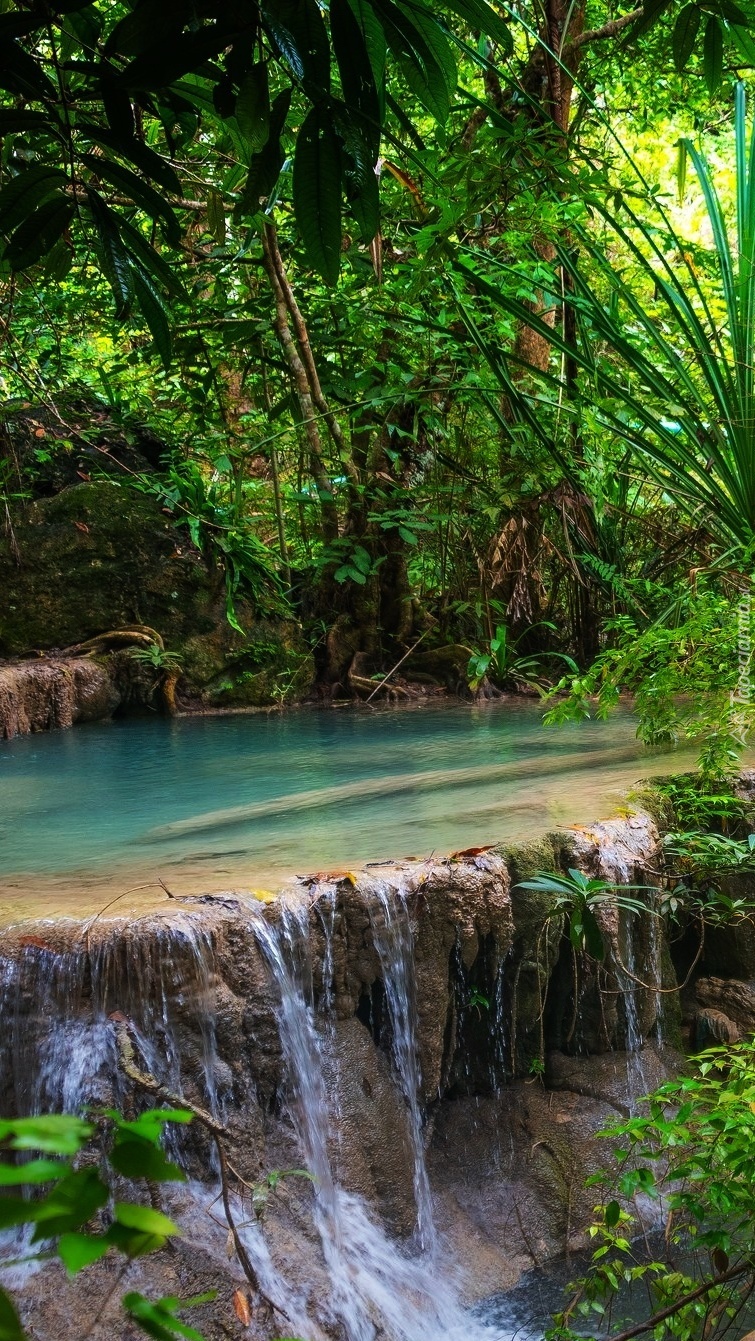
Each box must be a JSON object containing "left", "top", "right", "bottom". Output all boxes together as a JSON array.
[
  {"left": 326, "top": 1017, "right": 417, "bottom": 1233},
  {"left": 546, "top": 1045, "right": 683, "bottom": 1114},
  {"left": 695, "top": 976, "right": 755, "bottom": 1034}
]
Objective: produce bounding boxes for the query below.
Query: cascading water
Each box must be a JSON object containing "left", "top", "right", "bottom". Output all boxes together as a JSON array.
[
  {"left": 646, "top": 893, "right": 664, "bottom": 1045},
  {"left": 0, "top": 918, "right": 222, "bottom": 1123},
  {"left": 250, "top": 888, "right": 511, "bottom": 1341},
  {"left": 617, "top": 911, "right": 647, "bottom": 1109},
  {"left": 368, "top": 880, "right": 435, "bottom": 1251}
]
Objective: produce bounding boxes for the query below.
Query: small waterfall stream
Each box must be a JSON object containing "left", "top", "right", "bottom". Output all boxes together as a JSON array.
[{"left": 250, "top": 885, "right": 509, "bottom": 1341}]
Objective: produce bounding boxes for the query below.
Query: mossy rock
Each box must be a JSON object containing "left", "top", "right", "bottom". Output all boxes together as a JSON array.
[
  {"left": 206, "top": 625, "right": 314, "bottom": 707},
  {"left": 0, "top": 481, "right": 312, "bottom": 705}
]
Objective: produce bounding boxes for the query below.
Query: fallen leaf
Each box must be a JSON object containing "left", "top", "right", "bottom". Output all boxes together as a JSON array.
[
  {"left": 250, "top": 888, "right": 276, "bottom": 903},
  {"left": 34, "top": 427, "right": 46, "bottom": 438},
  {"left": 232, "top": 1290, "right": 251, "bottom": 1326},
  {"left": 76, "top": 470, "right": 91, "bottom": 482},
  {"left": 449, "top": 845, "right": 494, "bottom": 858},
  {"left": 225, "top": 1229, "right": 235, "bottom": 1260},
  {"left": 74, "top": 521, "right": 89, "bottom": 534},
  {"left": 18, "top": 935, "right": 53, "bottom": 951}
]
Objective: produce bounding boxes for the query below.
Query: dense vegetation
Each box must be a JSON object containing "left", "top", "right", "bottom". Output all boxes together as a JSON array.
[{"left": 2, "top": 0, "right": 755, "bottom": 766}]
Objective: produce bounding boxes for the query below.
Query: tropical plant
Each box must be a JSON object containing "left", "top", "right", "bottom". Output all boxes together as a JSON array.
[
  {"left": 458, "top": 81, "right": 755, "bottom": 556},
  {"left": 515, "top": 868, "right": 650, "bottom": 960},
  {"left": 129, "top": 644, "right": 184, "bottom": 672},
  {"left": 548, "top": 1037, "right": 755, "bottom": 1341},
  {"left": 0, "top": 1110, "right": 211, "bottom": 1341},
  {"left": 467, "top": 622, "right": 577, "bottom": 693}
]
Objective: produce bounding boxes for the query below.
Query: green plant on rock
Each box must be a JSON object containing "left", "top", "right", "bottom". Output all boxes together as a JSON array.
[
  {"left": 129, "top": 645, "right": 184, "bottom": 673},
  {"left": 467, "top": 622, "right": 577, "bottom": 694},
  {"left": 0, "top": 1110, "right": 211, "bottom": 1341},
  {"left": 516, "top": 869, "right": 650, "bottom": 960},
  {"left": 547, "top": 1037, "right": 755, "bottom": 1341}
]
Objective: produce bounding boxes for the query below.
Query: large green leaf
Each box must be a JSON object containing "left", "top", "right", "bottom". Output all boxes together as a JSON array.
[
  {"left": 132, "top": 265, "right": 174, "bottom": 370},
  {"left": 2, "top": 195, "right": 75, "bottom": 271},
  {"left": 262, "top": 0, "right": 331, "bottom": 93},
  {"left": 0, "top": 165, "right": 68, "bottom": 238},
  {"left": 672, "top": 3, "right": 701, "bottom": 70},
  {"left": 118, "top": 215, "right": 188, "bottom": 300},
  {"left": 344, "top": 0, "right": 388, "bottom": 87},
  {"left": 87, "top": 190, "right": 135, "bottom": 318},
  {"left": 372, "top": 0, "right": 454, "bottom": 122},
  {"left": 235, "top": 61, "right": 271, "bottom": 154},
  {"left": 331, "top": 0, "right": 382, "bottom": 155},
  {"left": 0, "top": 1287, "right": 24, "bottom": 1341},
  {"left": 235, "top": 87, "right": 292, "bottom": 216},
  {"left": 0, "top": 39, "right": 58, "bottom": 101},
  {"left": 78, "top": 124, "right": 181, "bottom": 195},
  {"left": 704, "top": 14, "right": 723, "bottom": 93},
  {"left": 293, "top": 104, "right": 343, "bottom": 285},
  {"left": 79, "top": 154, "right": 182, "bottom": 244}
]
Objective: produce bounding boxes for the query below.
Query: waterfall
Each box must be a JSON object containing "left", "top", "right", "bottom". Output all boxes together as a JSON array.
[
  {"left": 0, "top": 918, "right": 222, "bottom": 1123},
  {"left": 369, "top": 880, "right": 435, "bottom": 1251},
  {"left": 646, "top": 894, "right": 664, "bottom": 1045},
  {"left": 250, "top": 891, "right": 510, "bottom": 1341},
  {"left": 617, "top": 911, "right": 647, "bottom": 1109}
]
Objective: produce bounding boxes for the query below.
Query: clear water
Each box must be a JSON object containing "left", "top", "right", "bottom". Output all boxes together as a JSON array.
[{"left": 0, "top": 701, "right": 695, "bottom": 917}]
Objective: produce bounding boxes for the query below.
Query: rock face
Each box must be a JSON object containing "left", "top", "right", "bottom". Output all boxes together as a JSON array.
[
  {"left": 0, "top": 656, "right": 120, "bottom": 737},
  {"left": 0, "top": 480, "right": 314, "bottom": 720},
  {"left": 0, "top": 828, "right": 687, "bottom": 1340}
]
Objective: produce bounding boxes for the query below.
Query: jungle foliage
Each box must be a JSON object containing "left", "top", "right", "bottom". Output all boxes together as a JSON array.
[{"left": 2, "top": 0, "right": 755, "bottom": 742}]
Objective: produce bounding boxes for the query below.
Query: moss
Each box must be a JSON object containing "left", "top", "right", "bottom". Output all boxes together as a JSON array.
[{"left": 0, "top": 480, "right": 312, "bottom": 706}]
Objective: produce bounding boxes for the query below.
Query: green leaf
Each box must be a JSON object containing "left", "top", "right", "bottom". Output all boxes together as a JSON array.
[
  {"left": 581, "top": 906, "right": 606, "bottom": 960},
  {"left": 87, "top": 190, "right": 134, "bottom": 319},
  {"left": 0, "top": 109, "right": 61, "bottom": 137},
  {"left": 730, "top": 22, "right": 755, "bottom": 62},
  {"left": 0, "top": 39, "right": 58, "bottom": 101},
  {"left": 132, "top": 264, "right": 174, "bottom": 369},
  {"left": 0, "top": 1116, "right": 92, "bottom": 1155},
  {"left": 123, "top": 1292, "right": 205, "bottom": 1341},
  {"left": 3, "top": 195, "right": 74, "bottom": 271},
  {"left": 331, "top": 0, "right": 381, "bottom": 155},
  {"left": 114, "top": 1202, "right": 182, "bottom": 1237},
  {"left": 118, "top": 216, "right": 187, "bottom": 300},
  {"left": 672, "top": 4, "right": 701, "bottom": 71},
  {"left": 293, "top": 104, "right": 343, "bottom": 285},
  {"left": 235, "top": 62, "right": 271, "bottom": 154},
  {"left": 78, "top": 124, "right": 181, "bottom": 195},
  {"left": 0, "top": 165, "right": 68, "bottom": 238},
  {"left": 0, "top": 1197, "right": 35, "bottom": 1231},
  {"left": 605, "top": 1199, "right": 621, "bottom": 1227},
  {"left": 262, "top": 0, "right": 331, "bottom": 92},
  {"left": 373, "top": 0, "right": 455, "bottom": 122},
  {"left": 441, "top": 0, "right": 513, "bottom": 53},
  {"left": 0, "top": 1287, "right": 24, "bottom": 1341},
  {"left": 110, "top": 1137, "right": 186, "bottom": 1183},
  {"left": 30, "top": 1167, "right": 109, "bottom": 1240},
  {"left": 344, "top": 0, "right": 388, "bottom": 90},
  {"left": 58, "top": 1231, "right": 111, "bottom": 1274},
  {"left": 79, "top": 154, "right": 181, "bottom": 245},
  {"left": 704, "top": 14, "right": 723, "bottom": 94},
  {"left": 206, "top": 189, "right": 225, "bottom": 245},
  {"left": 235, "top": 87, "right": 291, "bottom": 215},
  {"left": 0, "top": 1158, "right": 63, "bottom": 1186}
]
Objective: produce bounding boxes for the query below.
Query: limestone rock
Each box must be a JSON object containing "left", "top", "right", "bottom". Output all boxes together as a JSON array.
[{"left": 0, "top": 656, "right": 120, "bottom": 738}]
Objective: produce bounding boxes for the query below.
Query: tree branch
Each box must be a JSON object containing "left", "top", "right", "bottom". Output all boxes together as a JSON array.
[{"left": 568, "top": 9, "right": 642, "bottom": 48}]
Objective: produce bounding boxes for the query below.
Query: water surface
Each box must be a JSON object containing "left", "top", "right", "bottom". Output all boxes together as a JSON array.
[{"left": 0, "top": 700, "right": 697, "bottom": 920}]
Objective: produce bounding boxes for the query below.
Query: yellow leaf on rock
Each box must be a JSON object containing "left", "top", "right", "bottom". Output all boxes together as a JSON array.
[{"left": 250, "top": 888, "right": 276, "bottom": 903}]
